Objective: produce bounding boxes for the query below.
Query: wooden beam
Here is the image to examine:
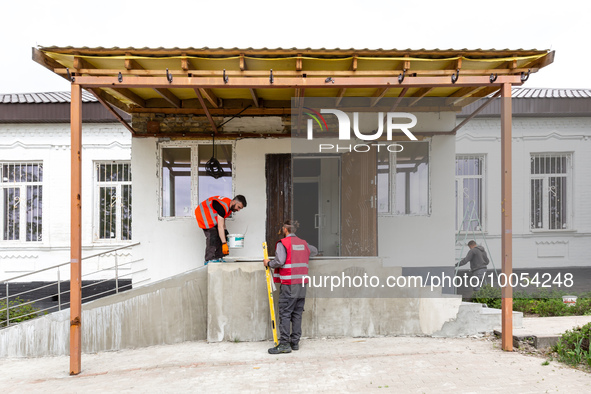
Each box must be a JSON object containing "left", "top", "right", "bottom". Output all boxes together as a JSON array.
[
  {"left": 129, "top": 103, "right": 461, "bottom": 116},
  {"left": 57, "top": 67, "right": 538, "bottom": 77},
  {"left": 70, "top": 83, "right": 82, "bottom": 375},
  {"left": 351, "top": 55, "right": 358, "bottom": 71},
  {"left": 500, "top": 83, "right": 513, "bottom": 352},
  {"left": 74, "top": 75, "right": 524, "bottom": 89},
  {"left": 335, "top": 88, "right": 347, "bottom": 106},
  {"left": 370, "top": 87, "right": 389, "bottom": 107},
  {"left": 296, "top": 54, "right": 303, "bottom": 71},
  {"left": 194, "top": 89, "right": 218, "bottom": 133},
  {"left": 407, "top": 87, "right": 434, "bottom": 107},
  {"left": 89, "top": 89, "right": 137, "bottom": 136},
  {"left": 198, "top": 88, "right": 220, "bottom": 109},
  {"left": 110, "top": 88, "right": 146, "bottom": 107},
  {"left": 124, "top": 54, "right": 179, "bottom": 108},
  {"left": 32, "top": 48, "right": 70, "bottom": 80},
  {"left": 451, "top": 90, "right": 501, "bottom": 133},
  {"left": 240, "top": 53, "right": 246, "bottom": 71},
  {"left": 154, "top": 88, "right": 181, "bottom": 108},
  {"left": 73, "top": 56, "right": 94, "bottom": 71}
]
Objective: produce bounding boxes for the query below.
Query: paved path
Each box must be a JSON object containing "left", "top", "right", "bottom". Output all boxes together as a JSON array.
[{"left": 1, "top": 335, "right": 590, "bottom": 393}]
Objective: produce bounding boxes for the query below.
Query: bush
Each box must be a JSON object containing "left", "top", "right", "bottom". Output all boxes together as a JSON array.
[
  {"left": 471, "top": 285, "right": 502, "bottom": 309},
  {"left": 0, "top": 297, "right": 41, "bottom": 327},
  {"left": 554, "top": 322, "right": 591, "bottom": 366}
]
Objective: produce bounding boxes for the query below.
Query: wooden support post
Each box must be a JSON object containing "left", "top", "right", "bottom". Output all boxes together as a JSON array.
[
  {"left": 70, "top": 84, "right": 83, "bottom": 374},
  {"left": 500, "top": 83, "right": 513, "bottom": 351}
]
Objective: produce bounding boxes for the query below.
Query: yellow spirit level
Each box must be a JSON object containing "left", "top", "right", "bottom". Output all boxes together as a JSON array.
[{"left": 263, "top": 242, "right": 278, "bottom": 347}]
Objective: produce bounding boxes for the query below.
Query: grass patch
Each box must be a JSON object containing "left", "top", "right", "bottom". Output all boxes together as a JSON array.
[
  {"left": 0, "top": 297, "right": 42, "bottom": 327},
  {"left": 469, "top": 285, "right": 591, "bottom": 317}
]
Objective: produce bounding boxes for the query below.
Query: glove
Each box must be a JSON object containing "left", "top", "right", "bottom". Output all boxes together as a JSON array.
[{"left": 222, "top": 243, "right": 229, "bottom": 255}]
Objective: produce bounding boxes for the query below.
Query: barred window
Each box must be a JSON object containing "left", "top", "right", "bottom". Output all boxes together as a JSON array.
[
  {"left": 455, "top": 155, "right": 485, "bottom": 231},
  {"left": 530, "top": 153, "right": 571, "bottom": 230},
  {"left": 1, "top": 162, "right": 43, "bottom": 242},
  {"left": 95, "top": 162, "right": 132, "bottom": 241}
]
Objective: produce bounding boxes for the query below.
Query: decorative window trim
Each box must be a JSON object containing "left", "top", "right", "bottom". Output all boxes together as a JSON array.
[
  {"left": 0, "top": 161, "right": 44, "bottom": 244},
  {"left": 93, "top": 161, "right": 133, "bottom": 243},
  {"left": 529, "top": 152, "right": 573, "bottom": 232}
]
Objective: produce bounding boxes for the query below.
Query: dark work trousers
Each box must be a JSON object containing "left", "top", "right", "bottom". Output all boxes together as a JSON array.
[
  {"left": 278, "top": 284, "right": 306, "bottom": 345},
  {"left": 203, "top": 227, "right": 227, "bottom": 261}
]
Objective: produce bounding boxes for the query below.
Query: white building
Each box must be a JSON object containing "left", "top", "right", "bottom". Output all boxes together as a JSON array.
[
  {"left": 0, "top": 92, "right": 132, "bottom": 285},
  {"left": 455, "top": 87, "right": 591, "bottom": 273}
]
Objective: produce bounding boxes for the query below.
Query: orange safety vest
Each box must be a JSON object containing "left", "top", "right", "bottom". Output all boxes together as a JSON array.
[
  {"left": 195, "top": 196, "right": 232, "bottom": 229},
  {"left": 273, "top": 236, "right": 311, "bottom": 285}
]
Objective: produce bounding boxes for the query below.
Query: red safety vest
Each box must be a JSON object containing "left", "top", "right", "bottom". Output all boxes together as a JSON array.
[
  {"left": 273, "top": 236, "right": 311, "bottom": 285},
  {"left": 195, "top": 196, "right": 232, "bottom": 229}
]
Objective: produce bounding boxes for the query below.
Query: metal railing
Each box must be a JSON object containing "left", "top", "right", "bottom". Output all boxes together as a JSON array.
[{"left": 1, "top": 242, "right": 145, "bottom": 328}]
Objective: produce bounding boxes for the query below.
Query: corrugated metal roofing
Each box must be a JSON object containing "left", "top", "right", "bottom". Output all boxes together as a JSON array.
[
  {"left": 511, "top": 87, "right": 591, "bottom": 98},
  {"left": 39, "top": 46, "right": 550, "bottom": 58},
  {"left": 0, "top": 91, "right": 97, "bottom": 104}
]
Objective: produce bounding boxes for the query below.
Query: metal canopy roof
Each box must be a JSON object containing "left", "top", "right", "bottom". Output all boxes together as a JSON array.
[{"left": 32, "top": 46, "right": 554, "bottom": 135}]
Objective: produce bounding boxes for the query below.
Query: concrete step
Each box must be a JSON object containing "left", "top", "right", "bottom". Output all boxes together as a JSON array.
[{"left": 434, "top": 302, "right": 523, "bottom": 337}]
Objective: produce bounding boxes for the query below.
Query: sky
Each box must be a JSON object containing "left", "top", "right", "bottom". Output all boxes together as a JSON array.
[{"left": 1, "top": 0, "right": 590, "bottom": 94}]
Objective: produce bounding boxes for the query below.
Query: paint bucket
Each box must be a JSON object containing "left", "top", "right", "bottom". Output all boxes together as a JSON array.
[
  {"left": 228, "top": 234, "right": 245, "bottom": 248},
  {"left": 562, "top": 295, "right": 577, "bottom": 306}
]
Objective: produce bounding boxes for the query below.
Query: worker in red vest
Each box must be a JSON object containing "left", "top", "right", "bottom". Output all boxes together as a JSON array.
[
  {"left": 195, "top": 195, "right": 247, "bottom": 264},
  {"left": 263, "top": 220, "right": 318, "bottom": 354}
]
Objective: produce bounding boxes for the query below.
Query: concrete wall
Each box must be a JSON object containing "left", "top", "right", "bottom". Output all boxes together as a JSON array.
[
  {"left": 0, "top": 266, "right": 207, "bottom": 358},
  {"left": 0, "top": 123, "right": 132, "bottom": 281},
  {"left": 456, "top": 117, "right": 591, "bottom": 268},
  {"left": 1, "top": 259, "right": 469, "bottom": 358},
  {"left": 206, "top": 259, "right": 462, "bottom": 343}
]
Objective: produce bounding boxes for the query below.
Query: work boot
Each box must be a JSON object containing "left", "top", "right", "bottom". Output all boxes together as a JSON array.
[
  {"left": 290, "top": 342, "right": 299, "bottom": 351},
  {"left": 268, "top": 342, "right": 292, "bottom": 354}
]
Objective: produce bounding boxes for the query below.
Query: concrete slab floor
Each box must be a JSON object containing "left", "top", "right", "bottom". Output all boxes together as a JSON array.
[{"left": 1, "top": 335, "right": 590, "bottom": 393}]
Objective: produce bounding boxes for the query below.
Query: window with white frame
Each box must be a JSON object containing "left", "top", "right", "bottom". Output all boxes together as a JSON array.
[
  {"left": 95, "top": 162, "right": 132, "bottom": 241},
  {"left": 455, "top": 155, "right": 485, "bottom": 231},
  {"left": 530, "top": 153, "right": 572, "bottom": 230},
  {"left": 160, "top": 142, "right": 233, "bottom": 218},
  {"left": 377, "top": 141, "right": 429, "bottom": 215},
  {"left": 1, "top": 162, "right": 43, "bottom": 242}
]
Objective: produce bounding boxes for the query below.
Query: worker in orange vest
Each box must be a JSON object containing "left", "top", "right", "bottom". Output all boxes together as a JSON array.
[
  {"left": 195, "top": 195, "right": 247, "bottom": 264},
  {"left": 264, "top": 219, "right": 318, "bottom": 354}
]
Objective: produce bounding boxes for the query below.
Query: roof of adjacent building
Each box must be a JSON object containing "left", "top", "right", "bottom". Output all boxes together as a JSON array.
[
  {"left": 0, "top": 90, "right": 129, "bottom": 123},
  {"left": 0, "top": 91, "right": 98, "bottom": 104}
]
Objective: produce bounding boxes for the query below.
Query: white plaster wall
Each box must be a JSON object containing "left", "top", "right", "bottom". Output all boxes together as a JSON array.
[
  {"left": 378, "top": 134, "right": 456, "bottom": 268},
  {"left": 0, "top": 123, "right": 131, "bottom": 281},
  {"left": 131, "top": 137, "right": 292, "bottom": 284},
  {"left": 456, "top": 117, "right": 591, "bottom": 268}
]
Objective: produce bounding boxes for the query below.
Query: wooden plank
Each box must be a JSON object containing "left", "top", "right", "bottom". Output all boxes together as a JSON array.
[
  {"left": 89, "top": 89, "right": 137, "bottom": 136},
  {"left": 335, "top": 88, "right": 347, "bottom": 106},
  {"left": 370, "top": 87, "right": 389, "bottom": 107},
  {"left": 198, "top": 88, "right": 220, "bottom": 109},
  {"left": 194, "top": 89, "right": 218, "bottom": 133},
  {"left": 56, "top": 67, "right": 539, "bottom": 77},
  {"left": 73, "top": 56, "right": 94, "bottom": 71},
  {"left": 500, "top": 83, "right": 513, "bottom": 352},
  {"left": 70, "top": 84, "right": 83, "bottom": 375},
  {"left": 32, "top": 48, "right": 69, "bottom": 80},
  {"left": 451, "top": 91, "right": 501, "bottom": 133},
  {"left": 351, "top": 55, "right": 358, "bottom": 71},
  {"left": 296, "top": 54, "right": 302, "bottom": 71},
  {"left": 408, "top": 87, "right": 434, "bottom": 107},
  {"left": 110, "top": 88, "right": 146, "bottom": 107},
  {"left": 249, "top": 89, "right": 260, "bottom": 108},
  {"left": 154, "top": 88, "right": 181, "bottom": 108},
  {"left": 74, "top": 75, "right": 524, "bottom": 89},
  {"left": 240, "top": 53, "right": 246, "bottom": 71}
]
